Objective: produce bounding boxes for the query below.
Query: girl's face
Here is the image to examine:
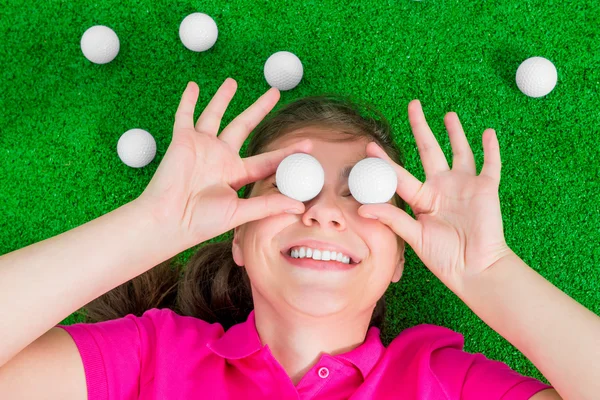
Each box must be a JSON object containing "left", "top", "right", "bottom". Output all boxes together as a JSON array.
[{"left": 232, "top": 127, "right": 405, "bottom": 317}]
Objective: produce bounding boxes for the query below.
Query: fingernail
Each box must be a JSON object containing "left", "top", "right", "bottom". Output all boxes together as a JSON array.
[
  {"left": 285, "top": 209, "right": 302, "bottom": 214},
  {"left": 363, "top": 214, "right": 378, "bottom": 220}
]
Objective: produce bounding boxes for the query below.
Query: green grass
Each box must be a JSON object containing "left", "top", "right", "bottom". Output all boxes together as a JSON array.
[{"left": 2, "top": 0, "right": 599, "bottom": 385}]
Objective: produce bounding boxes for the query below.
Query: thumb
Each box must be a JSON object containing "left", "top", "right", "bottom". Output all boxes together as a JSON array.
[
  {"left": 359, "top": 203, "right": 422, "bottom": 252},
  {"left": 230, "top": 194, "right": 305, "bottom": 228}
]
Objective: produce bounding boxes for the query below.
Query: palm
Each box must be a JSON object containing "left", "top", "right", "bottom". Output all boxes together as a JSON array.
[
  {"left": 411, "top": 170, "right": 506, "bottom": 282},
  {"left": 138, "top": 80, "right": 312, "bottom": 247},
  {"left": 360, "top": 100, "right": 511, "bottom": 291},
  {"left": 162, "top": 132, "right": 245, "bottom": 241}
]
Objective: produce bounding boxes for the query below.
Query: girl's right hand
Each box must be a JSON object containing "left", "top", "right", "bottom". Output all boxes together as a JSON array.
[{"left": 137, "top": 79, "right": 312, "bottom": 246}]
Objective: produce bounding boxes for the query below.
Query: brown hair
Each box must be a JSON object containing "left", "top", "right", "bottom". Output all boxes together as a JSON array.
[{"left": 82, "top": 94, "right": 406, "bottom": 335}]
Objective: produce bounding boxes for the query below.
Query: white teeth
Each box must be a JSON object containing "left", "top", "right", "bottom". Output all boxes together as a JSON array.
[
  {"left": 312, "top": 249, "right": 322, "bottom": 260},
  {"left": 288, "top": 246, "right": 355, "bottom": 264}
]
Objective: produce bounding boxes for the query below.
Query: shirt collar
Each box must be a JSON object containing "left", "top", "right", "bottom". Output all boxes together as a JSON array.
[
  {"left": 206, "top": 309, "right": 386, "bottom": 379},
  {"left": 336, "top": 325, "right": 385, "bottom": 379},
  {"left": 206, "top": 309, "right": 263, "bottom": 359}
]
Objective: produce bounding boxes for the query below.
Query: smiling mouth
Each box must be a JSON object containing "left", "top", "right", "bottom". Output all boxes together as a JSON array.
[
  {"left": 286, "top": 248, "right": 359, "bottom": 264},
  {"left": 280, "top": 251, "right": 359, "bottom": 271}
]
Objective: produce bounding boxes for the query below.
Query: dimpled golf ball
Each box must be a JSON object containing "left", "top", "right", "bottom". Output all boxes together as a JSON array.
[
  {"left": 179, "top": 13, "right": 218, "bottom": 52},
  {"left": 349, "top": 158, "right": 397, "bottom": 204},
  {"left": 276, "top": 153, "right": 324, "bottom": 202},
  {"left": 81, "top": 25, "right": 120, "bottom": 64},
  {"left": 264, "top": 51, "right": 304, "bottom": 91},
  {"left": 516, "top": 57, "right": 558, "bottom": 98},
  {"left": 117, "top": 129, "right": 156, "bottom": 168}
]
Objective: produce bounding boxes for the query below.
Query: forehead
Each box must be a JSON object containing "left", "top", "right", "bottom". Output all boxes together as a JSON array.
[{"left": 264, "top": 127, "right": 370, "bottom": 162}]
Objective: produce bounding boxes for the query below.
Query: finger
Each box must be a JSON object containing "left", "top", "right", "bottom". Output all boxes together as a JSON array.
[
  {"left": 365, "top": 141, "right": 424, "bottom": 209},
  {"left": 408, "top": 100, "right": 450, "bottom": 178},
  {"left": 195, "top": 78, "right": 238, "bottom": 135},
  {"left": 480, "top": 128, "right": 501, "bottom": 183},
  {"left": 174, "top": 82, "right": 200, "bottom": 133},
  {"left": 357, "top": 203, "right": 422, "bottom": 255},
  {"left": 232, "top": 138, "right": 313, "bottom": 191},
  {"left": 443, "top": 111, "right": 476, "bottom": 174},
  {"left": 218, "top": 87, "right": 281, "bottom": 151},
  {"left": 229, "top": 194, "right": 305, "bottom": 229}
]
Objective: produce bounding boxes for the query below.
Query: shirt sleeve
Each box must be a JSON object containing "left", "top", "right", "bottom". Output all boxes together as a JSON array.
[
  {"left": 55, "top": 308, "right": 166, "bottom": 400},
  {"left": 430, "top": 346, "right": 554, "bottom": 400}
]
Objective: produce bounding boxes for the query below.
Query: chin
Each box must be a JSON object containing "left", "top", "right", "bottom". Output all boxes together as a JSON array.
[{"left": 283, "top": 289, "right": 351, "bottom": 317}]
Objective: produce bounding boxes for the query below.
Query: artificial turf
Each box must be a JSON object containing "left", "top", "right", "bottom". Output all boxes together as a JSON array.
[{"left": 1, "top": 0, "right": 599, "bottom": 385}]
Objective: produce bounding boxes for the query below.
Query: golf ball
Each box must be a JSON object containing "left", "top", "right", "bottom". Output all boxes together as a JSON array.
[
  {"left": 117, "top": 129, "right": 156, "bottom": 168},
  {"left": 349, "top": 158, "right": 397, "bottom": 204},
  {"left": 276, "top": 153, "right": 324, "bottom": 202},
  {"left": 516, "top": 57, "right": 557, "bottom": 98},
  {"left": 81, "top": 25, "right": 120, "bottom": 64},
  {"left": 179, "top": 13, "right": 218, "bottom": 52},
  {"left": 264, "top": 51, "right": 304, "bottom": 91}
]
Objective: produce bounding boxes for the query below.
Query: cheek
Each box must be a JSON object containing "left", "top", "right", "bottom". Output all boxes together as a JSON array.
[
  {"left": 239, "top": 216, "right": 293, "bottom": 258},
  {"left": 361, "top": 221, "right": 398, "bottom": 256}
]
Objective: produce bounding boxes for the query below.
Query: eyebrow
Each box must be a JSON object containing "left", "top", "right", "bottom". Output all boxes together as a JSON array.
[{"left": 340, "top": 165, "right": 354, "bottom": 180}]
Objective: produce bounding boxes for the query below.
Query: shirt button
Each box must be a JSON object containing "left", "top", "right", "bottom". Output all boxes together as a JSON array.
[{"left": 318, "top": 367, "right": 329, "bottom": 379}]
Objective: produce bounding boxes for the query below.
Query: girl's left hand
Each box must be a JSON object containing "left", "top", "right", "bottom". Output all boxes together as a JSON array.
[{"left": 358, "top": 100, "right": 513, "bottom": 293}]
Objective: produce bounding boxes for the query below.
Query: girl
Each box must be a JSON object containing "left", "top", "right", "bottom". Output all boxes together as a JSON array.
[{"left": 1, "top": 78, "right": 598, "bottom": 399}]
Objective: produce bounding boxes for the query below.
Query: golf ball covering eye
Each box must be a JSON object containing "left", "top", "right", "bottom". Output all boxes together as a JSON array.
[
  {"left": 349, "top": 158, "right": 397, "bottom": 204},
  {"left": 276, "top": 153, "right": 324, "bottom": 202}
]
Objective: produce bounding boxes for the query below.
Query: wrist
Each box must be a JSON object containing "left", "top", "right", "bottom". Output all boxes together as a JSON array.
[
  {"left": 129, "top": 198, "right": 194, "bottom": 253},
  {"left": 453, "top": 246, "right": 516, "bottom": 298}
]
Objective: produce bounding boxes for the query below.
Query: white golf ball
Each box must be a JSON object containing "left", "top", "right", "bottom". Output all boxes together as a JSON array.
[
  {"left": 276, "top": 153, "right": 324, "bottom": 202},
  {"left": 264, "top": 51, "right": 304, "bottom": 91},
  {"left": 349, "top": 158, "right": 397, "bottom": 204},
  {"left": 179, "top": 13, "right": 218, "bottom": 52},
  {"left": 117, "top": 129, "right": 156, "bottom": 168},
  {"left": 516, "top": 57, "right": 557, "bottom": 98},
  {"left": 81, "top": 25, "right": 120, "bottom": 64}
]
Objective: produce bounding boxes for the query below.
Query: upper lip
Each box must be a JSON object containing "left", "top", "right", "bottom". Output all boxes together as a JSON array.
[{"left": 281, "top": 238, "right": 363, "bottom": 264}]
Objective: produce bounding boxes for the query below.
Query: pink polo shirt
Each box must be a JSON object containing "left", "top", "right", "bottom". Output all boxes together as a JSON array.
[{"left": 56, "top": 307, "right": 552, "bottom": 399}]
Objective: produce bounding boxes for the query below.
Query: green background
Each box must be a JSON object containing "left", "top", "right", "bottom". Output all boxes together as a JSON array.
[{"left": 2, "top": 0, "right": 599, "bottom": 385}]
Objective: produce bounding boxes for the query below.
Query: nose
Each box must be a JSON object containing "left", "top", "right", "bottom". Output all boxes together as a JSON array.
[{"left": 301, "top": 189, "right": 346, "bottom": 230}]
